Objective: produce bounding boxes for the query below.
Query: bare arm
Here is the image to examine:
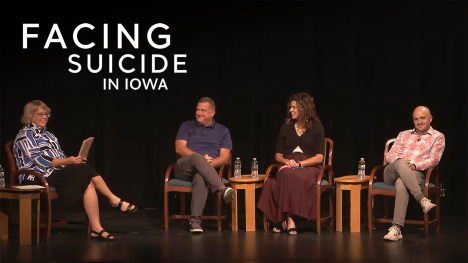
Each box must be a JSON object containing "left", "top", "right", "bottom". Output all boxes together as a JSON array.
[
  {"left": 175, "top": 139, "right": 195, "bottom": 157},
  {"left": 210, "top": 148, "right": 230, "bottom": 168},
  {"left": 275, "top": 153, "right": 299, "bottom": 167},
  {"left": 175, "top": 139, "right": 228, "bottom": 167},
  {"left": 275, "top": 152, "right": 324, "bottom": 168},
  {"left": 300, "top": 154, "right": 324, "bottom": 167},
  {"left": 275, "top": 153, "right": 289, "bottom": 165},
  {"left": 50, "top": 156, "right": 82, "bottom": 167}
]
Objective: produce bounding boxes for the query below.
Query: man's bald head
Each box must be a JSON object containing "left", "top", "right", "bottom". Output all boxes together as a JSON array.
[
  {"left": 413, "top": 106, "right": 432, "bottom": 118},
  {"left": 412, "top": 106, "right": 433, "bottom": 134}
]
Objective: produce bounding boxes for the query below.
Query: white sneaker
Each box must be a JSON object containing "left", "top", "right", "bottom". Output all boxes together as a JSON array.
[
  {"left": 383, "top": 226, "right": 403, "bottom": 241},
  {"left": 420, "top": 198, "right": 436, "bottom": 213}
]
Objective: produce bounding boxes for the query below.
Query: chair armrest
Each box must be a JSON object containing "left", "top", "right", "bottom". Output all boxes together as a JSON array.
[
  {"left": 218, "top": 163, "right": 232, "bottom": 179},
  {"left": 13, "top": 170, "right": 53, "bottom": 196},
  {"left": 317, "top": 165, "right": 333, "bottom": 184},
  {"left": 13, "top": 170, "right": 47, "bottom": 186},
  {"left": 424, "top": 165, "right": 439, "bottom": 189},
  {"left": 369, "top": 165, "right": 386, "bottom": 186},
  {"left": 164, "top": 163, "right": 175, "bottom": 184},
  {"left": 264, "top": 164, "right": 279, "bottom": 181}
]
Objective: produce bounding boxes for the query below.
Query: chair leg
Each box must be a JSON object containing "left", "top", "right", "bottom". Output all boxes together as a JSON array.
[
  {"left": 217, "top": 194, "right": 222, "bottom": 231},
  {"left": 316, "top": 190, "right": 321, "bottom": 233},
  {"left": 436, "top": 193, "right": 440, "bottom": 233},
  {"left": 383, "top": 196, "right": 390, "bottom": 219},
  {"left": 368, "top": 195, "right": 373, "bottom": 234},
  {"left": 164, "top": 190, "right": 169, "bottom": 230},
  {"left": 423, "top": 212, "right": 429, "bottom": 237},
  {"left": 329, "top": 192, "right": 334, "bottom": 228},
  {"left": 180, "top": 193, "right": 186, "bottom": 225},
  {"left": 45, "top": 199, "right": 52, "bottom": 242}
]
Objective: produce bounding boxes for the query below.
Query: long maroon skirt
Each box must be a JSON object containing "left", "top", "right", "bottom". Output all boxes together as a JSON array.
[{"left": 257, "top": 153, "right": 320, "bottom": 224}]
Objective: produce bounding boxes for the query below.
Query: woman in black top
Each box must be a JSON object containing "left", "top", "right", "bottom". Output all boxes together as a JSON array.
[{"left": 258, "top": 93, "right": 325, "bottom": 235}]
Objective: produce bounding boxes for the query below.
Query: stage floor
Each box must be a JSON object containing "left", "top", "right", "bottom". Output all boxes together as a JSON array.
[{"left": 1, "top": 208, "right": 466, "bottom": 263}]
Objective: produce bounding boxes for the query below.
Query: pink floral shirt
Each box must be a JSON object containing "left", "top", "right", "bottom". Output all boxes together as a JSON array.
[{"left": 386, "top": 127, "right": 445, "bottom": 171}]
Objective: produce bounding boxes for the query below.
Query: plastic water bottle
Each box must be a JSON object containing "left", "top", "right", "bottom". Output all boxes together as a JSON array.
[
  {"left": 0, "top": 165, "right": 5, "bottom": 188},
  {"left": 251, "top": 158, "right": 259, "bottom": 179},
  {"left": 234, "top": 157, "right": 242, "bottom": 178},
  {"left": 358, "top": 158, "right": 365, "bottom": 179}
]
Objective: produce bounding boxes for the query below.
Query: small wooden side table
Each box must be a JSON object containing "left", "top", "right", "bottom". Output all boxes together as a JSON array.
[
  {"left": 228, "top": 175, "right": 264, "bottom": 231},
  {"left": 335, "top": 175, "right": 370, "bottom": 233},
  {"left": 0, "top": 186, "right": 42, "bottom": 245}
]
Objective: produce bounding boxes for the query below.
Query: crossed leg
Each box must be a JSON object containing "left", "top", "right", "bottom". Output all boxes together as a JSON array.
[{"left": 84, "top": 176, "right": 136, "bottom": 239}]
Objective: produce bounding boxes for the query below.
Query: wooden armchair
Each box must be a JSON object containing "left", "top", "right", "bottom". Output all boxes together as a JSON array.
[
  {"left": 5, "top": 141, "right": 90, "bottom": 242},
  {"left": 262, "top": 137, "right": 334, "bottom": 233},
  {"left": 367, "top": 138, "right": 441, "bottom": 237},
  {"left": 164, "top": 154, "right": 232, "bottom": 230}
]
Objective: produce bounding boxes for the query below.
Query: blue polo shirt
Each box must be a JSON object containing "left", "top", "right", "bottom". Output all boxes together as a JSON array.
[{"left": 175, "top": 119, "right": 232, "bottom": 158}]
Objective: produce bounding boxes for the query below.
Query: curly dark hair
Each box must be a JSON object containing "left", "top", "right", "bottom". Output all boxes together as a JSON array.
[{"left": 284, "top": 92, "right": 321, "bottom": 129}]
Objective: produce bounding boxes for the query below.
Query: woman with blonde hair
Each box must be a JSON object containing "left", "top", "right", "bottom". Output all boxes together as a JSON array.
[{"left": 14, "top": 100, "right": 138, "bottom": 241}]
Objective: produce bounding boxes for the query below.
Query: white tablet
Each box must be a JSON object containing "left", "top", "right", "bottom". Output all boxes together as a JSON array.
[{"left": 78, "top": 137, "right": 94, "bottom": 158}]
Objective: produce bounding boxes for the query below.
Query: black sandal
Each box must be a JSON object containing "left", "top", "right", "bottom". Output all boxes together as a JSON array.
[
  {"left": 112, "top": 199, "right": 138, "bottom": 213},
  {"left": 90, "top": 229, "right": 116, "bottom": 241},
  {"left": 287, "top": 227, "right": 298, "bottom": 235},
  {"left": 272, "top": 226, "right": 283, "bottom": 233},
  {"left": 272, "top": 221, "right": 287, "bottom": 234}
]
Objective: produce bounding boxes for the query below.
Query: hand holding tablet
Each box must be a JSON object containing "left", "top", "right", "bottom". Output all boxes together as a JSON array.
[{"left": 78, "top": 137, "right": 94, "bottom": 158}]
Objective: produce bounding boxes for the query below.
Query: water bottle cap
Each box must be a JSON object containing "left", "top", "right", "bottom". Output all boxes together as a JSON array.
[
  {"left": 236, "top": 157, "right": 240, "bottom": 159},
  {"left": 360, "top": 158, "right": 364, "bottom": 160},
  {"left": 253, "top": 158, "right": 256, "bottom": 160}
]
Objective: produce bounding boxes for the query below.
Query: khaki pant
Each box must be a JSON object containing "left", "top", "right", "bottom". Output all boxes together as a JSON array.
[{"left": 383, "top": 159, "right": 424, "bottom": 226}]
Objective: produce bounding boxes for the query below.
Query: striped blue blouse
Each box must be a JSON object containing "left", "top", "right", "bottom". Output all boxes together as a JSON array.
[{"left": 13, "top": 123, "right": 67, "bottom": 183}]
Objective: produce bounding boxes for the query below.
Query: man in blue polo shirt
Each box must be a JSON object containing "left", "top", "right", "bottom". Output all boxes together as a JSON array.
[{"left": 174, "top": 97, "right": 234, "bottom": 233}]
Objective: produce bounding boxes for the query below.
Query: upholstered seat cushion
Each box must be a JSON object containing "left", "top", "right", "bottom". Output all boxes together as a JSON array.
[
  {"left": 168, "top": 178, "right": 229, "bottom": 187},
  {"left": 372, "top": 182, "right": 436, "bottom": 191},
  {"left": 169, "top": 179, "right": 327, "bottom": 187}
]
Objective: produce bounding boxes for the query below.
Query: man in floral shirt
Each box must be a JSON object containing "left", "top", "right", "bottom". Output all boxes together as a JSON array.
[{"left": 383, "top": 106, "right": 445, "bottom": 241}]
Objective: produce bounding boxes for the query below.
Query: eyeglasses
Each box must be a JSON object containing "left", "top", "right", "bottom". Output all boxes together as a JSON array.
[{"left": 35, "top": 112, "right": 51, "bottom": 118}]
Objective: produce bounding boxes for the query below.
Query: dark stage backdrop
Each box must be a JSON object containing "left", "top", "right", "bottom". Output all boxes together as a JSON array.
[{"left": 1, "top": 2, "right": 466, "bottom": 215}]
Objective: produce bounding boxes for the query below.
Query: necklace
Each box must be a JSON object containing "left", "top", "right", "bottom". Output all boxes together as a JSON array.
[{"left": 295, "top": 124, "right": 305, "bottom": 132}]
